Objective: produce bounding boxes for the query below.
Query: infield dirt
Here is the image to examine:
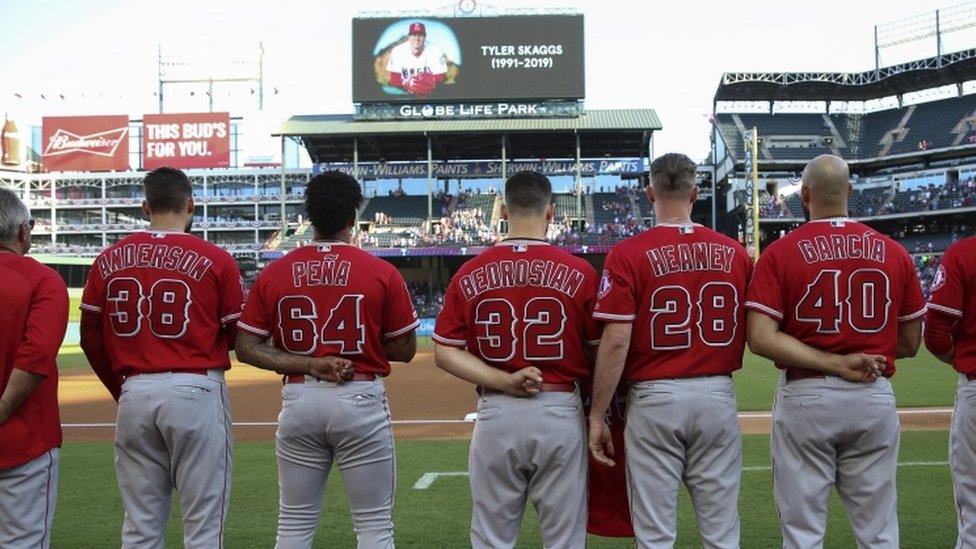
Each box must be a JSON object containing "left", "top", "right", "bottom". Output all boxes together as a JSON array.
[{"left": 58, "top": 349, "right": 951, "bottom": 442}]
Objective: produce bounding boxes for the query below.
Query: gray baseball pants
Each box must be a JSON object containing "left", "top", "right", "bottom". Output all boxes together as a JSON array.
[
  {"left": 275, "top": 378, "right": 396, "bottom": 549},
  {"left": 469, "top": 390, "right": 588, "bottom": 549},
  {"left": 951, "top": 374, "right": 976, "bottom": 549},
  {"left": 625, "top": 376, "right": 742, "bottom": 549},
  {"left": 115, "top": 370, "right": 233, "bottom": 549},
  {"left": 772, "top": 374, "right": 899, "bottom": 549},
  {"left": 0, "top": 448, "right": 59, "bottom": 549}
]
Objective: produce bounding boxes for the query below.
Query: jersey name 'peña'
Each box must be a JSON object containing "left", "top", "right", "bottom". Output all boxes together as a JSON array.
[{"left": 291, "top": 256, "right": 352, "bottom": 287}]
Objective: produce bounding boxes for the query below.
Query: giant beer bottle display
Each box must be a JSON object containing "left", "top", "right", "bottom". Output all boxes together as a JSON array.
[{"left": 1, "top": 114, "right": 20, "bottom": 166}]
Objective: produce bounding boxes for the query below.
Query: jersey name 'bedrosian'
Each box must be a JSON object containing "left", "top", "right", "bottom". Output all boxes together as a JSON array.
[{"left": 456, "top": 259, "right": 586, "bottom": 301}]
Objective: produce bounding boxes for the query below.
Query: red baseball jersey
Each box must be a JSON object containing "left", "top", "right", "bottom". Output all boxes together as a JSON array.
[
  {"left": 746, "top": 218, "right": 926, "bottom": 377},
  {"left": 433, "top": 239, "right": 602, "bottom": 383},
  {"left": 927, "top": 236, "right": 976, "bottom": 374},
  {"left": 0, "top": 254, "right": 68, "bottom": 469},
  {"left": 238, "top": 242, "right": 419, "bottom": 377},
  {"left": 583, "top": 382, "right": 633, "bottom": 538},
  {"left": 593, "top": 224, "right": 753, "bottom": 381},
  {"left": 80, "top": 230, "right": 244, "bottom": 376}
]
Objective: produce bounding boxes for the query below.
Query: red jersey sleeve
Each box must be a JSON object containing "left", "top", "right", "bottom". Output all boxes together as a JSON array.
[
  {"left": 745, "top": 249, "right": 784, "bottom": 321},
  {"left": 382, "top": 269, "right": 420, "bottom": 340},
  {"left": 593, "top": 248, "right": 637, "bottom": 323},
  {"left": 897, "top": 250, "right": 927, "bottom": 322},
  {"left": 433, "top": 278, "right": 468, "bottom": 348},
  {"left": 928, "top": 245, "right": 965, "bottom": 319},
  {"left": 15, "top": 271, "right": 68, "bottom": 377},
  {"left": 238, "top": 275, "right": 272, "bottom": 338},
  {"left": 80, "top": 260, "right": 106, "bottom": 315},
  {"left": 582, "top": 268, "right": 604, "bottom": 344},
  {"left": 217, "top": 257, "right": 245, "bottom": 326}
]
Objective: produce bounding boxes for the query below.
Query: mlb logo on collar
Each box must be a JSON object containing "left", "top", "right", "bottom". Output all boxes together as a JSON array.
[
  {"left": 679, "top": 226, "right": 695, "bottom": 234},
  {"left": 830, "top": 220, "right": 846, "bottom": 227},
  {"left": 514, "top": 244, "right": 528, "bottom": 252}
]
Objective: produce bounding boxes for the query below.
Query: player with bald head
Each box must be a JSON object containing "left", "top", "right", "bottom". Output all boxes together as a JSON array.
[
  {"left": 801, "top": 153, "right": 853, "bottom": 211},
  {"left": 589, "top": 153, "right": 752, "bottom": 547},
  {"left": 746, "top": 154, "right": 925, "bottom": 547}
]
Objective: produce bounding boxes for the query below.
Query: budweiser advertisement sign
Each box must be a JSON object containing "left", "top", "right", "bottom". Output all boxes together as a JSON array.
[
  {"left": 42, "top": 115, "right": 130, "bottom": 172},
  {"left": 143, "top": 112, "right": 230, "bottom": 170}
]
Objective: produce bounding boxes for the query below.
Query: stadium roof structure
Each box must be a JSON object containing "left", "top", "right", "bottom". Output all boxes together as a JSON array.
[
  {"left": 276, "top": 109, "right": 661, "bottom": 163},
  {"left": 714, "top": 49, "right": 976, "bottom": 102}
]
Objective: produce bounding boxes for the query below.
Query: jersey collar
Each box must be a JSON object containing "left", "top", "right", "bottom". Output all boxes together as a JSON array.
[
  {"left": 808, "top": 217, "right": 852, "bottom": 223},
  {"left": 138, "top": 228, "right": 188, "bottom": 235},
  {"left": 497, "top": 238, "right": 549, "bottom": 246}
]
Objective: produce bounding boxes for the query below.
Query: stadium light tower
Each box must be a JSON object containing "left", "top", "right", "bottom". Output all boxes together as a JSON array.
[
  {"left": 875, "top": 2, "right": 976, "bottom": 71},
  {"left": 157, "top": 41, "right": 265, "bottom": 113}
]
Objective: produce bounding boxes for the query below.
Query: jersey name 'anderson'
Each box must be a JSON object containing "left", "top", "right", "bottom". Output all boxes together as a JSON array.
[
  {"left": 797, "top": 232, "right": 886, "bottom": 264},
  {"left": 645, "top": 242, "right": 737, "bottom": 278},
  {"left": 456, "top": 259, "right": 586, "bottom": 301},
  {"left": 96, "top": 242, "right": 214, "bottom": 281}
]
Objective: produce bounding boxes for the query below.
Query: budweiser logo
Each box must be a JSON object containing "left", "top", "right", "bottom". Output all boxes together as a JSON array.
[{"left": 44, "top": 127, "right": 129, "bottom": 157}]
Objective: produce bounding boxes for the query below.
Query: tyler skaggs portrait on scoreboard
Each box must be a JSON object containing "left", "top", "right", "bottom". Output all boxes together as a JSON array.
[{"left": 372, "top": 19, "right": 461, "bottom": 97}]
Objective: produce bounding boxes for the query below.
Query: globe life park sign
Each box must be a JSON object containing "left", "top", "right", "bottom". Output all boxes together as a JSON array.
[{"left": 354, "top": 100, "right": 583, "bottom": 120}]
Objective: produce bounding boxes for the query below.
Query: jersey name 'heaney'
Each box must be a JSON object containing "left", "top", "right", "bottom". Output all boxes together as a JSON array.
[
  {"left": 797, "top": 233, "right": 886, "bottom": 264},
  {"left": 457, "top": 259, "right": 586, "bottom": 301},
  {"left": 645, "top": 242, "right": 738, "bottom": 278}
]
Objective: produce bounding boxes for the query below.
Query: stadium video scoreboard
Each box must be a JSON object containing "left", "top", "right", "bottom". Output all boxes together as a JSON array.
[{"left": 352, "top": 14, "right": 585, "bottom": 108}]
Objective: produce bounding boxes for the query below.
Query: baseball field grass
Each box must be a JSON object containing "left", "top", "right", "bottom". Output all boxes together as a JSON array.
[
  {"left": 68, "top": 295, "right": 83, "bottom": 323},
  {"left": 50, "top": 431, "right": 956, "bottom": 548},
  {"left": 56, "top": 342, "right": 962, "bottom": 410}
]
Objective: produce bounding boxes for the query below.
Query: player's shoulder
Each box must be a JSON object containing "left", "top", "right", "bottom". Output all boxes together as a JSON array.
[
  {"left": 944, "top": 235, "right": 976, "bottom": 260},
  {"left": 762, "top": 222, "right": 810, "bottom": 258},
  {"left": 544, "top": 242, "right": 598, "bottom": 276},
  {"left": 342, "top": 243, "right": 395, "bottom": 270},
  {"left": 14, "top": 255, "right": 65, "bottom": 287},
  {"left": 605, "top": 229, "right": 654, "bottom": 257},
  {"left": 696, "top": 224, "right": 745, "bottom": 248},
  {"left": 180, "top": 232, "right": 233, "bottom": 257}
]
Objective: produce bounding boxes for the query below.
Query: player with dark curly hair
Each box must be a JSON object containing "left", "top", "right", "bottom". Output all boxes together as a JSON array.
[{"left": 236, "top": 171, "right": 419, "bottom": 548}]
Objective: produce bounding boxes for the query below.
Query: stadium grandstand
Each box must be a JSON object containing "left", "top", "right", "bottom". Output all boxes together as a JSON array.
[
  {"left": 2, "top": 5, "right": 973, "bottom": 320},
  {"left": 711, "top": 36, "right": 976, "bottom": 301}
]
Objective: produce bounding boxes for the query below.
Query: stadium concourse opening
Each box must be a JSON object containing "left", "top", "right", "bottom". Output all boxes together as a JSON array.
[{"left": 269, "top": 108, "right": 661, "bottom": 302}]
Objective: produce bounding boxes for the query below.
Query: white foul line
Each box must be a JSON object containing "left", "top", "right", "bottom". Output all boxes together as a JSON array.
[
  {"left": 738, "top": 408, "right": 953, "bottom": 419},
  {"left": 62, "top": 419, "right": 473, "bottom": 429},
  {"left": 741, "top": 460, "right": 948, "bottom": 472},
  {"left": 413, "top": 472, "right": 470, "bottom": 489},
  {"left": 413, "top": 461, "right": 952, "bottom": 489}
]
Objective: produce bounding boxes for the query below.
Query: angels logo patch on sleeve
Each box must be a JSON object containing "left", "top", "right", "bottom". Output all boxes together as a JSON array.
[
  {"left": 932, "top": 264, "right": 948, "bottom": 292},
  {"left": 598, "top": 270, "right": 613, "bottom": 299}
]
